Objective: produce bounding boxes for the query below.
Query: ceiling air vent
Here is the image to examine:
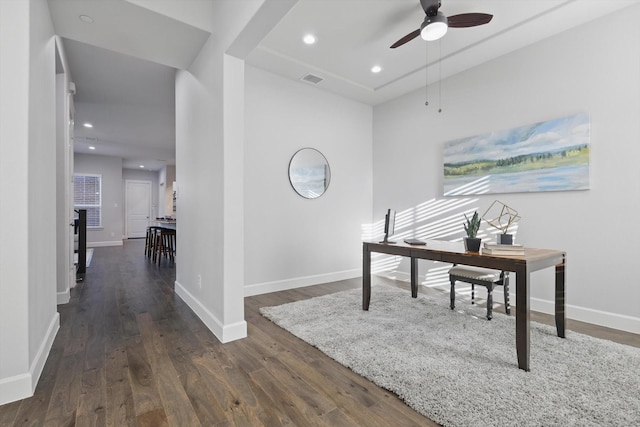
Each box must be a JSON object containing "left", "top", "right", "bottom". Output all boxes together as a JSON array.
[
  {"left": 76, "top": 136, "right": 98, "bottom": 142},
  {"left": 301, "top": 73, "right": 324, "bottom": 85}
]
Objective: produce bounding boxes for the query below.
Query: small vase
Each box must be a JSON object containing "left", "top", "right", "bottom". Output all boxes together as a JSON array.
[
  {"left": 464, "top": 237, "right": 481, "bottom": 252},
  {"left": 498, "top": 234, "right": 513, "bottom": 245}
]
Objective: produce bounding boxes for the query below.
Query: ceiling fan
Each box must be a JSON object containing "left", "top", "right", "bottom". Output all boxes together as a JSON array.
[{"left": 390, "top": 0, "right": 493, "bottom": 48}]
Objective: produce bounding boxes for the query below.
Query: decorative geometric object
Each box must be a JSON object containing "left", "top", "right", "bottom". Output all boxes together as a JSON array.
[{"left": 482, "top": 200, "right": 520, "bottom": 234}]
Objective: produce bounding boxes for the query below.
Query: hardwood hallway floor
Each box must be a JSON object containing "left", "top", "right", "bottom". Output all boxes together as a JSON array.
[{"left": 0, "top": 239, "right": 436, "bottom": 427}]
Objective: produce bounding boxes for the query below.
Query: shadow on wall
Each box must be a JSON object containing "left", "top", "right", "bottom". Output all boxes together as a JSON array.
[{"left": 362, "top": 176, "right": 518, "bottom": 290}]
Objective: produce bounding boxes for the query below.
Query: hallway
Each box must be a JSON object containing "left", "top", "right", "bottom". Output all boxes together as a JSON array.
[{"left": 0, "top": 240, "right": 433, "bottom": 426}]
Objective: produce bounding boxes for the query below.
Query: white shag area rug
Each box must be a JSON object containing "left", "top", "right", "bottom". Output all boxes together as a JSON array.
[{"left": 260, "top": 285, "right": 640, "bottom": 427}]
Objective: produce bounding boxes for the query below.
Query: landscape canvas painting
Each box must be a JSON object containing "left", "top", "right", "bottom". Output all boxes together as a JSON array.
[{"left": 443, "top": 113, "right": 590, "bottom": 195}]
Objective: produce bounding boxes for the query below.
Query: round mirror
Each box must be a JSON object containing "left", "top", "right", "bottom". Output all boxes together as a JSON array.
[{"left": 288, "top": 148, "right": 331, "bottom": 199}]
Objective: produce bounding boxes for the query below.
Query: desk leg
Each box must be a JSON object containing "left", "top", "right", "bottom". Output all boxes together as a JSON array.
[
  {"left": 515, "top": 266, "right": 530, "bottom": 371},
  {"left": 410, "top": 257, "right": 418, "bottom": 298},
  {"left": 555, "top": 258, "right": 566, "bottom": 338},
  {"left": 363, "top": 244, "right": 371, "bottom": 310}
]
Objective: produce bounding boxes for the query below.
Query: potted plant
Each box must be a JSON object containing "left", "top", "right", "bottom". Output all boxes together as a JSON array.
[{"left": 463, "top": 211, "right": 482, "bottom": 252}]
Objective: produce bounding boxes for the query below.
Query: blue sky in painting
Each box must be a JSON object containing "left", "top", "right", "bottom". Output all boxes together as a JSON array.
[{"left": 444, "top": 113, "right": 590, "bottom": 164}]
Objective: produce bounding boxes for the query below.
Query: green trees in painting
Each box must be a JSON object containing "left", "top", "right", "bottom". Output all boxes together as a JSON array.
[{"left": 444, "top": 144, "right": 589, "bottom": 177}]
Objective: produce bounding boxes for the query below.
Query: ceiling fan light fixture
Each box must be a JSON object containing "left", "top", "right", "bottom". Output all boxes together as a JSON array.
[{"left": 420, "top": 12, "right": 448, "bottom": 41}]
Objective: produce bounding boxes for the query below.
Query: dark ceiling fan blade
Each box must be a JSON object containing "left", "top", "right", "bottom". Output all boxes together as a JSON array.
[
  {"left": 390, "top": 29, "right": 420, "bottom": 48},
  {"left": 447, "top": 13, "right": 493, "bottom": 28},
  {"left": 419, "top": 0, "right": 440, "bottom": 16}
]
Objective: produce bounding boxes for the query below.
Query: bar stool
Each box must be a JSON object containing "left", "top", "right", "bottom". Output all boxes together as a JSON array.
[
  {"left": 154, "top": 228, "right": 176, "bottom": 265},
  {"left": 145, "top": 226, "right": 161, "bottom": 258}
]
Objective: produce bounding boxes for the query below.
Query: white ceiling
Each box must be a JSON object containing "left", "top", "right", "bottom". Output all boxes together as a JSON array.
[
  {"left": 245, "top": 0, "right": 639, "bottom": 105},
  {"left": 65, "top": 38, "right": 177, "bottom": 170},
  {"left": 48, "top": 0, "right": 210, "bottom": 170},
  {"left": 48, "top": 0, "right": 640, "bottom": 170}
]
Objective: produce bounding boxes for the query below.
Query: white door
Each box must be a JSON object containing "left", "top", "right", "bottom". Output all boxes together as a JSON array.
[{"left": 125, "top": 180, "right": 151, "bottom": 238}]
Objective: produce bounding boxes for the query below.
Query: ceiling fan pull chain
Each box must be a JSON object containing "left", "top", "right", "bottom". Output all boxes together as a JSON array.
[
  {"left": 425, "top": 43, "right": 429, "bottom": 106},
  {"left": 438, "top": 39, "right": 442, "bottom": 113}
]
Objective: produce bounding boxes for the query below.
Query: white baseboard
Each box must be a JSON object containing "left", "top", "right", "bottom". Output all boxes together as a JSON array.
[
  {"left": 376, "top": 271, "right": 639, "bottom": 335},
  {"left": 244, "top": 269, "right": 361, "bottom": 297},
  {"left": 530, "top": 298, "right": 639, "bottom": 335},
  {"left": 31, "top": 313, "right": 59, "bottom": 391},
  {"left": 87, "top": 240, "right": 122, "bottom": 248},
  {"left": 57, "top": 288, "right": 70, "bottom": 305},
  {"left": 174, "top": 281, "right": 247, "bottom": 343},
  {"left": 0, "top": 313, "right": 59, "bottom": 406},
  {"left": 0, "top": 373, "right": 31, "bottom": 407}
]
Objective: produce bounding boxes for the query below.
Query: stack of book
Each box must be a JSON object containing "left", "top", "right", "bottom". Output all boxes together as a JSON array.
[{"left": 482, "top": 243, "right": 525, "bottom": 256}]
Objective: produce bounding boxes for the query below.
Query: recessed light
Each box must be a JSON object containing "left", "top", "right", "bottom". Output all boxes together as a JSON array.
[
  {"left": 371, "top": 65, "right": 382, "bottom": 73},
  {"left": 88, "top": 146, "right": 96, "bottom": 150},
  {"left": 303, "top": 34, "right": 316, "bottom": 45},
  {"left": 83, "top": 122, "right": 93, "bottom": 128},
  {"left": 79, "top": 15, "right": 94, "bottom": 23},
  {"left": 139, "top": 165, "right": 145, "bottom": 168}
]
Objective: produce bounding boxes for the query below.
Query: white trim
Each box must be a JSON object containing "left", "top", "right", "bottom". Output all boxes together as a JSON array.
[
  {"left": 175, "top": 281, "right": 247, "bottom": 343},
  {"left": 0, "top": 373, "right": 31, "bottom": 406},
  {"left": 376, "top": 271, "right": 639, "bottom": 334},
  {"left": 30, "top": 314, "right": 59, "bottom": 390},
  {"left": 57, "top": 288, "right": 70, "bottom": 304},
  {"left": 87, "top": 240, "right": 122, "bottom": 247},
  {"left": 530, "top": 298, "right": 640, "bottom": 335},
  {"left": 0, "top": 313, "right": 59, "bottom": 405},
  {"left": 244, "top": 268, "right": 361, "bottom": 297}
]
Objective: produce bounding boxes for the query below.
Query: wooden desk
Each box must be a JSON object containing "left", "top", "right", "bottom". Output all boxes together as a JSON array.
[{"left": 362, "top": 240, "right": 566, "bottom": 371}]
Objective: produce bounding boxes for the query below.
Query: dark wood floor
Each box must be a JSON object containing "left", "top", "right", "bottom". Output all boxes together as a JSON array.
[{"left": 1, "top": 239, "right": 638, "bottom": 426}]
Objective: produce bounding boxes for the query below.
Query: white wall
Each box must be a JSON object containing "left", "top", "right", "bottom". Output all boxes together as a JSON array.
[
  {"left": 74, "top": 153, "right": 124, "bottom": 246},
  {"left": 0, "top": 0, "right": 60, "bottom": 405},
  {"left": 373, "top": 5, "right": 640, "bottom": 333},
  {"left": 244, "top": 66, "right": 373, "bottom": 295},
  {"left": 55, "top": 38, "right": 74, "bottom": 304},
  {"left": 175, "top": 37, "right": 229, "bottom": 340},
  {"left": 166, "top": 165, "right": 176, "bottom": 216},
  {"left": 174, "top": 2, "right": 264, "bottom": 343},
  {"left": 157, "top": 164, "right": 175, "bottom": 218},
  {"left": 28, "top": 0, "right": 59, "bottom": 375},
  {"left": 158, "top": 166, "right": 167, "bottom": 217}
]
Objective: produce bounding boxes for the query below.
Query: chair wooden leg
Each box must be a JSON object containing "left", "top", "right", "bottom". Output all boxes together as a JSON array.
[
  {"left": 168, "top": 233, "right": 175, "bottom": 262},
  {"left": 164, "top": 233, "right": 171, "bottom": 262},
  {"left": 145, "top": 227, "right": 156, "bottom": 258},
  {"left": 503, "top": 273, "right": 511, "bottom": 315},
  {"left": 486, "top": 285, "right": 494, "bottom": 320},
  {"left": 164, "top": 232, "right": 173, "bottom": 262},
  {"left": 151, "top": 231, "right": 156, "bottom": 262},
  {"left": 450, "top": 280, "right": 456, "bottom": 310},
  {"left": 471, "top": 284, "right": 475, "bottom": 305},
  {"left": 157, "top": 232, "right": 164, "bottom": 265},
  {"left": 154, "top": 232, "right": 162, "bottom": 264}
]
